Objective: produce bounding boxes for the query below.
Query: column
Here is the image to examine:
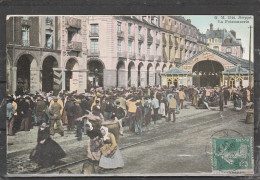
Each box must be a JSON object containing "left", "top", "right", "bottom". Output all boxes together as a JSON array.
[
  {"left": 131, "top": 70, "right": 138, "bottom": 87},
  {"left": 62, "top": 69, "right": 66, "bottom": 91},
  {"left": 140, "top": 70, "right": 147, "bottom": 88},
  {"left": 12, "top": 67, "right": 17, "bottom": 94},
  {"left": 30, "top": 68, "right": 40, "bottom": 93},
  {"left": 149, "top": 71, "right": 155, "bottom": 86},
  {"left": 118, "top": 69, "right": 127, "bottom": 88},
  {"left": 104, "top": 69, "right": 117, "bottom": 89}
]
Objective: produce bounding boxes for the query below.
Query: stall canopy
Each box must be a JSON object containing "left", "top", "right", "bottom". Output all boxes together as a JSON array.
[
  {"left": 222, "top": 65, "right": 252, "bottom": 75},
  {"left": 161, "top": 67, "right": 192, "bottom": 75}
]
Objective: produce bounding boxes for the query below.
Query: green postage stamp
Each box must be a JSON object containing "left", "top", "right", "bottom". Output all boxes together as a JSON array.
[{"left": 212, "top": 137, "right": 253, "bottom": 173}]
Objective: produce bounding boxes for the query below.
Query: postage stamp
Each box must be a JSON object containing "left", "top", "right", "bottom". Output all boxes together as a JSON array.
[{"left": 212, "top": 137, "right": 253, "bottom": 173}]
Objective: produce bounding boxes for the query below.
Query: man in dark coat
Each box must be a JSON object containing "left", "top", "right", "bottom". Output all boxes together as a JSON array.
[
  {"left": 35, "top": 96, "right": 47, "bottom": 125},
  {"left": 223, "top": 88, "right": 230, "bottom": 105},
  {"left": 49, "top": 97, "right": 64, "bottom": 136},
  {"left": 65, "top": 97, "right": 75, "bottom": 131},
  {"left": 74, "top": 99, "right": 83, "bottom": 141},
  {"left": 219, "top": 89, "right": 224, "bottom": 111}
]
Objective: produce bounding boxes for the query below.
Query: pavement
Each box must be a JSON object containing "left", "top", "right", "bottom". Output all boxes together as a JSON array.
[{"left": 7, "top": 101, "right": 252, "bottom": 175}]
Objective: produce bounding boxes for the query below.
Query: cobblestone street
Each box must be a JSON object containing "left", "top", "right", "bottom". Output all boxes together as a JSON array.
[{"left": 6, "top": 101, "right": 253, "bottom": 175}]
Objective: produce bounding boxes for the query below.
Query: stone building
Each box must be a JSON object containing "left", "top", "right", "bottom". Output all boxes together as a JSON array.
[
  {"left": 6, "top": 16, "right": 62, "bottom": 94},
  {"left": 206, "top": 23, "right": 243, "bottom": 58}
]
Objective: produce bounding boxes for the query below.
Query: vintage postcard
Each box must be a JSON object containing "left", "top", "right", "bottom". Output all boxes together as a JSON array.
[{"left": 5, "top": 15, "right": 254, "bottom": 176}]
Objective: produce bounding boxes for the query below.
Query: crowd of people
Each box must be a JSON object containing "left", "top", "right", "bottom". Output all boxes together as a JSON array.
[{"left": 6, "top": 85, "right": 253, "bottom": 171}]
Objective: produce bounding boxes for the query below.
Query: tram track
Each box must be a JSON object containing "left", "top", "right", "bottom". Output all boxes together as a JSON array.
[{"left": 38, "top": 109, "right": 246, "bottom": 174}]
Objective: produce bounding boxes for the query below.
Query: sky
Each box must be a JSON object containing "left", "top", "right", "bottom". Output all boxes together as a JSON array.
[{"left": 182, "top": 15, "right": 254, "bottom": 61}]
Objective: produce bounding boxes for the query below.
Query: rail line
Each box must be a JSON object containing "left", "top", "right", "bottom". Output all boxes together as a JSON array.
[{"left": 38, "top": 110, "right": 246, "bottom": 174}]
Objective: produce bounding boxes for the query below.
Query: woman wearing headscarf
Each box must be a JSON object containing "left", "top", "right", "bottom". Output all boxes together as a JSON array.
[
  {"left": 99, "top": 126, "right": 124, "bottom": 169},
  {"left": 86, "top": 121, "right": 103, "bottom": 162},
  {"left": 30, "top": 122, "right": 66, "bottom": 167}
]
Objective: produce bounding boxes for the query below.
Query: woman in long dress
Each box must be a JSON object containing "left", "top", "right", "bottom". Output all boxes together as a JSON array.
[
  {"left": 30, "top": 122, "right": 66, "bottom": 167},
  {"left": 99, "top": 126, "right": 124, "bottom": 169}
]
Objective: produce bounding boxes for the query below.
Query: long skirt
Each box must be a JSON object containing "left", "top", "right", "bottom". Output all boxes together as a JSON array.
[
  {"left": 30, "top": 138, "right": 66, "bottom": 167},
  {"left": 99, "top": 148, "right": 124, "bottom": 169},
  {"left": 159, "top": 103, "right": 166, "bottom": 117}
]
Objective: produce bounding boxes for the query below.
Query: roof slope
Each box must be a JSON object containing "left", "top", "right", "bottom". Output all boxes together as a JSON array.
[
  {"left": 177, "top": 47, "right": 253, "bottom": 70},
  {"left": 161, "top": 67, "right": 191, "bottom": 75}
]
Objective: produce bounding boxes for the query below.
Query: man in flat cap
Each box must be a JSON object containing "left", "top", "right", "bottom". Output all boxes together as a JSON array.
[{"left": 49, "top": 97, "right": 64, "bottom": 136}]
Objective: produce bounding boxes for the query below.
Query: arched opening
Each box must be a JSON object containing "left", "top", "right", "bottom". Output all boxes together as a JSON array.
[
  {"left": 169, "top": 64, "right": 173, "bottom": 70},
  {"left": 87, "top": 59, "right": 104, "bottom": 88},
  {"left": 155, "top": 63, "right": 161, "bottom": 86},
  {"left": 42, "top": 56, "right": 58, "bottom": 93},
  {"left": 147, "top": 63, "right": 153, "bottom": 86},
  {"left": 128, "top": 62, "right": 135, "bottom": 87},
  {"left": 116, "top": 61, "right": 125, "bottom": 88},
  {"left": 16, "top": 54, "right": 37, "bottom": 95},
  {"left": 192, "top": 60, "right": 224, "bottom": 87},
  {"left": 137, "top": 63, "right": 145, "bottom": 87},
  {"left": 162, "top": 64, "right": 167, "bottom": 72},
  {"left": 66, "top": 58, "right": 79, "bottom": 92}
]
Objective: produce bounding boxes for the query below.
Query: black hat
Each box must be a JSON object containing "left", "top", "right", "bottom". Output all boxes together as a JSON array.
[{"left": 116, "top": 101, "right": 120, "bottom": 105}]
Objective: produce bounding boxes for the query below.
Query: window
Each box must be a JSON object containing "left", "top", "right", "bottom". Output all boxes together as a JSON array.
[
  {"left": 213, "top": 46, "right": 219, "bottom": 51},
  {"left": 215, "top": 38, "right": 218, "bottom": 43},
  {"left": 91, "top": 24, "right": 99, "bottom": 34},
  {"left": 128, "top": 40, "right": 132, "bottom": 54},
  {"left": 226, "top": 47, "right": 232, "bottom": 53},
  {"left": 22, "top": 16, "right": 29, "bottom": 20},
  {"left": 128, "top": 23, "right": 132, "bottom": 34},
  {"left": 22, "top": 26, "right": 30, "bottom": 46},
  {"left": 117, "top": 39, "right": 122, "bottom": 52},
  {"left": 138, "top": 26, "right": 142, "bottom": 35},
  {"left": 138, "top": 42, "right": 141, "bottom": 55},
  {"left": 147, "top": 44, "right": 151, "bottom": 56},
  {"left": 45, "top": 29, "right": 53, "bottom": 48},
  {"left": 91, "top": 39, "right": 99, "bottom": 53},
  {"left": 117, "top": 22, "right": 121, "bottom": 33},
  {"left": 46, "top": 16, "right": 53, "bottom": 25}
]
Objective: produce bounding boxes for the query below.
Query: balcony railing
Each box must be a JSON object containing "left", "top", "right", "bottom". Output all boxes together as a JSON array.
[
  {"left": 128, "top": 33, "right": 135, "bottom": 40},
  {"left": 155, "top": 55, "right": 162, "bottom": 61},
  {"left": 67, "top": 41, "right": 82, "bottom": 51},
  {"left": 65, "top": 17, "right": 81, "bottom": 29},
  {"left": 87, "top": 50, "right": 100, "bottom": 57},
  {"left": 117, "top": 51, "right": 127, "bottom": 58},
  {"left": 128, "top": 53, "right": 136, "bottom": 60},
  {"left": 148, "top": 55, "right": 154, "bottom": 61},
  {"left": 45, "top": 43, "right": 53, "bottom": 49},
  {"left": 117, "top": 31, "right": 124, "bottom": 38},
  {"left": 89, "top": 31, "right": 99, "bottom": 37},
  {"left": 22, "top": 40, "right": 30, "bottom": 46},
  {"left": 141, "top": 54, "right": 146, "bottom": 61},
  {"left": 147, "top": 34, "right": 153, "bottom": 44},
  {"left": 156, "top": 38, "right": 160, "bottom": 45},
  {"left": 138, "top": 34, "right": 144, "bottom": 42},
  {"left": 46, "top": 17, "right": 53, "bottom": 25}
]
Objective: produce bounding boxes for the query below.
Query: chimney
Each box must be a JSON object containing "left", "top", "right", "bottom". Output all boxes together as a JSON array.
[
  {"left": 230, "top": 30, "right": 236, "bottom": 38},
  {"left": 187, "top": 19, "right": 191, "bottom": 24},
  {"left": 210, "top": 23, "right": 213, "bottom": 30}
]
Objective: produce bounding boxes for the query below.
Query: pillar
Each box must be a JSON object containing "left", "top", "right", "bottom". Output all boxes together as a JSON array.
[
  {"left": 131, "top": 70, "right": 138, "bottom": 87},
  {"left": 12, "top": 67, "right": 17, "bottom": 94},
  {"left": 104, "top": 69, "right": 117, "bottom": 89},
  {"left": 140, "top": 70, "right": 147, "bottom": 88},
  {"left": 118, "top": 69, "right": 127, "bottom": 88},
  {"left": 30, "top": 68, "right": 40, "bottom": 93},
  {"left": 62, "top": 69, "right": 66, "bottom": 91}
]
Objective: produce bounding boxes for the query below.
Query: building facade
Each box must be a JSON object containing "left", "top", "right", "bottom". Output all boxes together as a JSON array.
[
  {"left": 7, "top": 16, "right": 62, "bottom": 94},
  {"left": 206, "top": 24, "right": 243, "bottom": 58}
]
